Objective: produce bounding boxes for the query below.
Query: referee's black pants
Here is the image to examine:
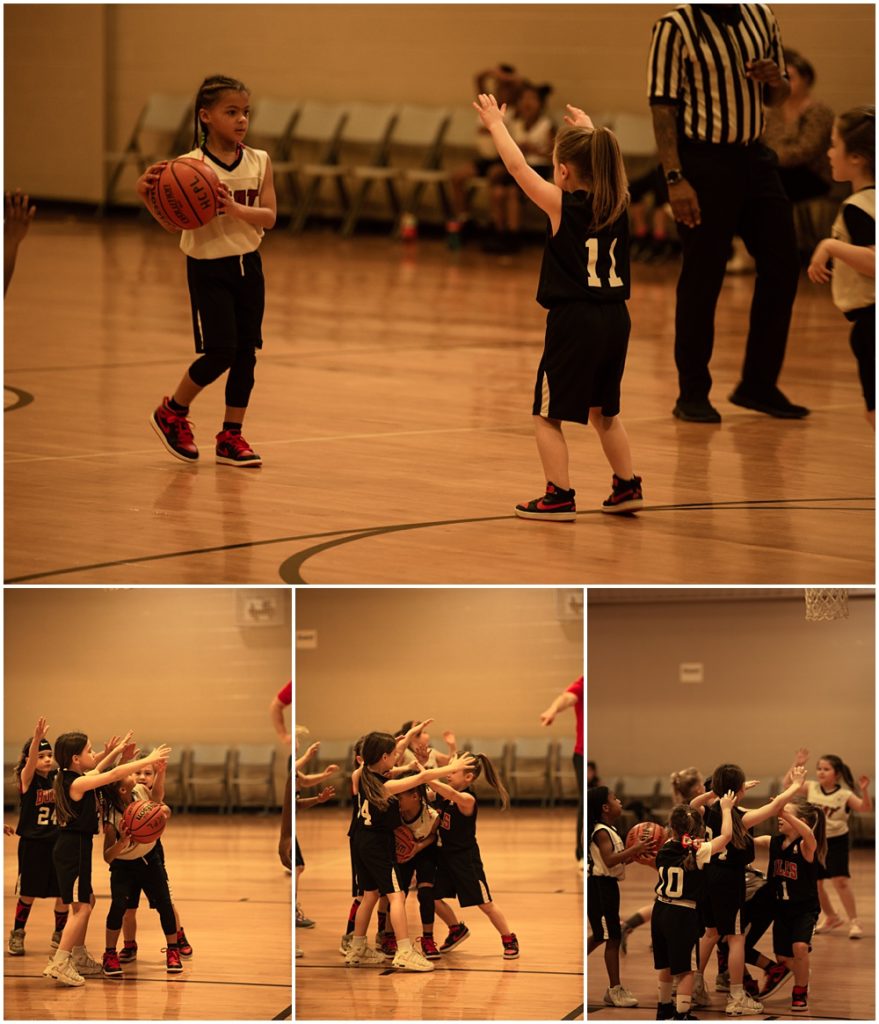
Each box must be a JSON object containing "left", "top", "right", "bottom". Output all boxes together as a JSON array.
[{"left": 675, "top": 141, "right": 800, "bottom": 404}]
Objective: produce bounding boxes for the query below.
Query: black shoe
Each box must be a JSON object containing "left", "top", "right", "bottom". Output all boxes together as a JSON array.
[
  {"left": 728, "top": 385, "right": 810, "bottom": 419},
  {"left": 601, "top": 474, "right": 644, "bottom": 514},
  {"left": 673, "top": 399, "right": 722, "bottom": 423},
  {"left": 515, "top": 482, "right": 577, "bottom": 521},
  {"left": 656, "top": 1001, "right": 676, "bottom": 1020},
  {"left": 673, "top": 1014, "right": 699, "bottom": 1021}
]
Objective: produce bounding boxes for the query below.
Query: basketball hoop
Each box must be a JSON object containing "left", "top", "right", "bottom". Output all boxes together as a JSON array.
[{"left": 804, "top": 588, "right": 849, "bottom": 622}]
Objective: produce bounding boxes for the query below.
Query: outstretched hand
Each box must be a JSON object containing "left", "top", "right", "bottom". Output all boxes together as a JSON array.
[
  {"left": 563, "top": 104, "right": 594, "bottom": 129},
  {"left": 719, "top": 789, "right": 737, "bottom": 811},
  {"left": 473, "top": 94, "right": 507, "bottom": 130},
  {"left": 807, "top": 240, "right": 833, "bottom": 284},
  {"left": 5, "top": 190, "right": 36, "bottom": 247}
]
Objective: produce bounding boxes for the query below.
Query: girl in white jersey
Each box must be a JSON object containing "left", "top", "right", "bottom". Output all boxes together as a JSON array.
[
  {"left": 137, "top": 75, "right": 277, "bottom": 466},
  {"left": 807, "top": 106, "right": 875, "bottom": 427},
  {"left": 784, "top": 749, "right": 871, "bottom": 938}
]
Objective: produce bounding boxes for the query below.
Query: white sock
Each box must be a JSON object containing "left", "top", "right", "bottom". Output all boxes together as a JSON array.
[
  {"left": 676, "top": 994, "right": 692, "bottom": 1014},
  {"left": 658, "top": 981, "right": 674, "bottom": 1003},
  {"left": 351, "top": 935, "right": 366, "bottom": 950},
  {"left": 52, "top": 948, "right": 70, "bottom": 963},
  {"left": 730, "top": 983, "right": 744, "bottom": 999},
  {"left": 397, "top": 937, "right": 412, "bottom": 952}
]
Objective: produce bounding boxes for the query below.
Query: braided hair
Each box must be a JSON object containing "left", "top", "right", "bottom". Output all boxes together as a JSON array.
[{"left": 193, "top": 75, "right": 248, "bottom": 149}]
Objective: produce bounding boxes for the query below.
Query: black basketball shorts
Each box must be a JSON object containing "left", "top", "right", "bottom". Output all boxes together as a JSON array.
[
  {"left": 817, "top": 833, "right": 850, "bottom": 879},
  {"left": 772, "top": 903, "right": 819, "bottom": 957},
  {"left": 848, "top": 305, "right": 875, "bottom": 411},
  {"left": 186, "top": 250, "right": 265, "bottom": 354},
  {"left": 352, "top": 831, "right": 401, "bottom": 897},
  {"left": 587, "top": 875, "right": 621, "bottom": 941},
  {"left": 651, "top": 900, "right": 701, "bottom": 975},
  {"left": 52, "top": 831, "right": 94, "bottom": 905},
  {"left": 435, "top": 846, "right": 492, "bottom": 908},
  {"left": 702, "top": 868, "right": 746, "bottom": 936},
  {"left": 17, "top": 836, "right": 60, "bottom": 898},
  {"left": 394, "top": 843, "right": 438, "bottom": 892},
  {"left": 533, "top": 301, "right": 630, "bottom": 423}
]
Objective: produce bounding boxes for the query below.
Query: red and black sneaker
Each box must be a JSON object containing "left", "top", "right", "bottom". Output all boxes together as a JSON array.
[
  {"left": 501, "top": 933, "right": 519, "bottom": 959},
  {"left": 439, "top": 923, "right": 470, "bottom": 953},
  {"left": 379, "top": 931, "right": 398, "bottom": 958},
  {"left": 419, "top": 935, "right": 441, "bottom": 960},
  {"left": 102, "top": 950, "right": 123, "bottom": 977},
  {"left": 150, "top": 398, "right": 199, "bottom": 462},
  {"left": 166, "top": 945, "right": 183, "bottom": 974},
  {"left": 791, "top": 985, "right": 808, "bottom": 1012},
  {"left": 118, "top": 940, "right": 137, "bottom": 963},
  {"left": 601, "top": 474, "right": 643, "bottom": 514},
  {"left": 215, "top": 429, "right": 262, "bottom": 468},
  {"left": 515, "top": 482, "right": 576, "bottom": 522},
  {"left": 743, "top": 972, "right": 760, "bottom": 998},
  {"left": 177, "top": 929, "right": 193, "bottom": 958},
  {"left": 759, "top": 962, "right": 792, "bottom": 998}
]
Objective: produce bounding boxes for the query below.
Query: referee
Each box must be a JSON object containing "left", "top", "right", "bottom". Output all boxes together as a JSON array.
[{"left": 648, "top": 3, "right": 809, "bottom": 422}]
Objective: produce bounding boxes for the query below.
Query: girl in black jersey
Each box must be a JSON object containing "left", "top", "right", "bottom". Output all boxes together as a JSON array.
[
  {"left": 690, "top": 763, "right": 807, "bottom": 1016},
  {"left": 473, "top": 93, "right": 643, "bottom": 521},
  {"left": 428, "top": 753, "right": 520, "bottom": 959},
  {"left": 753, "top": 802, "right": 826, "bottom": 1013},
  {"left": 346, "top": 732, "right": 475, "bottom": 973},
  {"left": 653, "top": 795, "right": 734, "bottom": 1021},
  {"left": 43, "top": 732, "right": 171, "bottom": 988},
  {"left": 9, "top": 717, "right": 67, "bottom": 957}
]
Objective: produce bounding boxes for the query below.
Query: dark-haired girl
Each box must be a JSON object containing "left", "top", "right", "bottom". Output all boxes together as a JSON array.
[
  {"left": 345, "top": 731, "right": 475, "bottom": 972},
  {"left": 690, "top": 764, "right": 806, "bottom": 1015},
  {"left": 428, "top": 752, "right": 518, "bottom": 959},
  {"left": 474, "top": 94, "right": 642, "bottom": 520},
  {"left": 137, "top": 74, "right": 277, "bottom": 466},
  {"left": 9, "top": 717, "right": 66, "bottom": 957},
  {"left": 43, "top": 733, "right": 170, "bottom": 987},
  {"left": 654, "top": 793, "right": 734, "bottom": 1020}
]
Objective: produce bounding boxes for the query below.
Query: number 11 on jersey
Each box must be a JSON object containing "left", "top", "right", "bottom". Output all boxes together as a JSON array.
[{"left": 585, "top": 237, "right": 624, "bottom": 288}]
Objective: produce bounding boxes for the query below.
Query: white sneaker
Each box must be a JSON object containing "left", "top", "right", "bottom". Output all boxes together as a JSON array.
[
  {"left": 849, "top": 920, "right": 863, "bottom": 939},
  {"left": 814, "top": 913, "right": 843, "bottom": 934},
  {"left": 725, "top": 992, "right": 763, "bottom": 1016},
  {"left": 392, "top": 946, "right": 435, "bottom": 972},
  {"left": 344, "top": 944, "right": 386, "bottom": 967},
  {"left": 44, "top": 953, "right": 85, "bottom": 987},
  {"left": 339, "top": 933, "right": 353, "bottom": 955},
  {"left": 72, "top": 946, "right": 103, "bottom": 976},
  {"left": 603, "top": 986, "right": 638, "bottom": 1007},
  {"left": 692, "top": 973, "right": 711, "bottom": 1006}
]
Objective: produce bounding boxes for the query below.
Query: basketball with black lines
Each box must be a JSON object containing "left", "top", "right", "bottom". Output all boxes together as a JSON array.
[
  {"left": 122, "top": 798, "right": 167, "bottom": 843},
  {"left": 148, "top": 158, "right": 220, "bottom": 231}
]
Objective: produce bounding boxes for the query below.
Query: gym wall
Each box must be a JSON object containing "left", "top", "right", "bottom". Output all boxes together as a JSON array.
[
  {"left": 587, "top": 592, "right": 875, "bottom": 783},
  {"left": 295, "top": 588, "right": 583, "bottom": 745},
  {"left": 5, "top": 3, "right": 874, "bottom": 202}
]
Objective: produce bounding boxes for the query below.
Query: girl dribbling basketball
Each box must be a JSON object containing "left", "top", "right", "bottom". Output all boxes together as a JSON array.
[{"left": 137, "top": 74, "right": 277, "bottom": 468}]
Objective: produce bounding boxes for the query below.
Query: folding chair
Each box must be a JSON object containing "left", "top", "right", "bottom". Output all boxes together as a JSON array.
[
  {"left": 507, "top": 738, "right": 553, "bottom": 806},
  {"left": 292, "top": 102, "right": 397, "bottom": 234},
  {"left": 341, "top": 104, "right": 449, "bottom": 236},
  {"left": 103, "top": 94, "right": 193, "bottom": 210},
  {"left": 184, "top": 745, "right": 232, "bottom": 813},
  {"left": 230, "top": 745, "right": 277, "bottom": 811},
  {"left": 4, "top": 744, "right": 22, "bottom": 809},
  {"left": 248, "top": 98, "right": 301, "bottom": 211},
  {"left": 285, "top": 101, "right": 349, "bottom": 232}
]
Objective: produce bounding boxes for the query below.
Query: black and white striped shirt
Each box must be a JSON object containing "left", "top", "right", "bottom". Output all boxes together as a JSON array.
[{"left": 647, "top": 4, "right": 786, "bottom": 145}]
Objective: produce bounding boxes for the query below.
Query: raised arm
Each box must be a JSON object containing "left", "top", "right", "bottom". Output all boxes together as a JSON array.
[
  {"left": 383, "top": 754, "right": 476, "bottom": 796},
  {"left": 393, "top": 719, "right": 433, "bottom": 765},
  {"left": 150, "top": 760, "right": 167, "bottom": 805},
  {"left": 473, "top": 94, "right": 561, "bottom": 229},
  {"left": 269, "top": 694, "right": 291, "bottom": 744},
  {"left": 848, "top": 776, "right": 872, "bottom": 813},
  {"left": 707, "top": 792, "right": 735, "bottom": 854},
  {"left": 296, "top": 741, "right": 320, "bottom": 771},
  {"left": 19, "top": 716, "right": 49, "bottom": 792},
  {"left": 434, "top": 730, "right": 458, "bottom": 766},
  {"left": 70, "top": 745, "right": 171, "bottom": 801},
  {"left": 297, "top": 764, "right": 340, "bottom": 788},
  {"left": 428, "top": 777, "right": 476, "bottom": 815},
  {"left": 690, "top": 790, "right": 718, "bottom": 812},
  {"left": 94, "top": 731, "right": 135, "bottom": 774},
  {"left": 539, "top": 690, "right": 577, "bottom": 727},
  {"left": 741, "top": 766, "right": 807, "bottom": 829},
  {"left": 779, "top": 808, "right": 817, "bottom": 861},
  {"left": 782, "top": 748, "right": 810, "bottom": 789}
]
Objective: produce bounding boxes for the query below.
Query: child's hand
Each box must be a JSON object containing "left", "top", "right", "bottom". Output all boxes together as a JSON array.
[
  {"left": 627, "top": 839, "right": 652, "bottom": 859},
  {"left": 303, "top": 741, "right": 320, "bottom": 762},
  {"left": 563, "top": 104, "right": 594, "bottom": 129},
  {"left": 316, "top": 786, "right": 335, "bottom": 804},
  {"left": 135, "top": 161, "right": 168, "bottom": 200},
  {"left": 859, "top": 775, "right": 870, "bottom": 789},
  {"left": 793, "top": 747, "right": 810, "bottom": 767},
  {"left": 744, "top": 779, "right": 760, "bottom": 790},
  {"left": 5, "top": 190, "right": 36, "bottom": 247},
  {"left": 473, "top": 94, "right": 507, "bottom": 130},
  {"left": 790, "top": 765, "right": 807, "bottom": 788},
  {"left": 719, "top": 790, "right": 736, "bottom": 811},
  {"left": 808, "top": 239, "right": 833, "bottom": 284},
  {"left": 411, "top": 718, "right": 434, "bottom": 735},
  {"left": 322, "top": 763, "right": 340, "bottom": 780},
  {"left": 412, "top": 739, "right": 430, "bottom": 762},
  {"left": 33, "top": 716, "right": 49, "bottom": 741},
  {"left": 448, "top": 753, "right": 476, "bottom": 773},
  {"left": 217, "top": 183, "right": 244, "bottom": 219},
  {"left": 442, "top": 730, "right": 457, "bottom": 747},
  {"left": 4, "top": 824, "right": 14, "bottom": 836},
  {"left": 149, "top": 744, "right": 172, "bottom": 762},
  {"left": 121, "top": 741, "right": 137, "bottom": 764}
]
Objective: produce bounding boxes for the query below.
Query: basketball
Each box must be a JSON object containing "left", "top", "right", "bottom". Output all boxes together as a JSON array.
[
  {"left": 393, "top": 825, "right": 418, "bottom": 861},
  {"left": 625, "top": 821, "right": 666, "bottom": 865},
  {"left": 122, "top": 799, "right": 167, "bottom": 843},
  {"left": 147, "top": 158, "right": 220, "bottom": 231}
]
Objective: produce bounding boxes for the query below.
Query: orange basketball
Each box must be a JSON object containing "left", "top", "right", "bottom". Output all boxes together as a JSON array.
[
  {"left": 393, "top": 826, "right": 418, "bottom": 862},
  {"left": 122, "top": 799, "right": 167, "bottom": 843},
  {"left": 625, "top": 821, "right": 667, "bottom": 866},
  {"left": 148, "top": 157, "right": 220, "bottom": 231}
]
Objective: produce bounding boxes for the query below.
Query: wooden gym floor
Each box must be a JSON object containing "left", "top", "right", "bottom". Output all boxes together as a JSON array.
[
  {"left": 4, "top": 813, "right": 292, "bottom": 1021},
  {"left": 587, "top": 846, "right": 875, "bottom": 1022},
  {"left": 294, "top": 805, "right": 583, "bottom": 1020},
  {"left": 4, "top": 217, "right": 873, "bottom": 585}
]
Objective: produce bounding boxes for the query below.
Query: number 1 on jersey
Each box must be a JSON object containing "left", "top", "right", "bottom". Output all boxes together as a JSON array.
[{"left": 585, "top": 237, "right": 623, "bottom": 288}]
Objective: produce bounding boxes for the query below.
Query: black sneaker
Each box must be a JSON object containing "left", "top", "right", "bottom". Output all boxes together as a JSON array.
[
  {"left": 673, "top": 399, "right": 722, "bottom": 423},
  {"left": 166, "top": 945, "right": 183, "bottom": 974},
  {"left": 177, "top": 929, "right": 193, "bottom": 958},
  {"left": 673, "top": 1014, "right": 699, "bottom": 1021},
  {"left": 438, "top": 923, "right": 470, "bottom": 952},
  {"left": 791, "top": 985, "right": 808, "bottom": 1012},
  {"left": 515, "top": 482, "right": 576, "bottom": 521},
  {"left": 501, "top": 933, "right": 519, "bottom": 959},
  {"left": 759, "top": 962, "right": 792, "bottom": 998},
  {"left": 601, "top": 474, "right": 644, "bottom": 514},
  {"left": 728, "top": 385, "right": 810, "bottom": 419},
  {"left": 118, "top": 941, "right": 137, "bottom": 963},
  {"left": 150, "top": 398, "right": 199, "bottom": 461},
  {"left": 656, "top": 1002, "right": 676, "bottom": 1020}
]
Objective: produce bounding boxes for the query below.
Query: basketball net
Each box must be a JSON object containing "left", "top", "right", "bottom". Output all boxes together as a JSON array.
[{"left": 804, "top": 588, "right": 849, "bottom": 621}]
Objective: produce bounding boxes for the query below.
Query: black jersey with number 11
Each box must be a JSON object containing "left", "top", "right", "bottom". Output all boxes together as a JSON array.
[{"left": 536, "top": 191, "right": 630, "bottom": 308}]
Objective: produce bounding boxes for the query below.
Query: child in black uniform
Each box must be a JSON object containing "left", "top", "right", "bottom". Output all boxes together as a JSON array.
[
  {"left": 428, "top": 753, "right": 519, "bottom": 959},
  {"left": 9, "top": 717, "right": 67, "bottom": 957},
  {"left": 43, "top": 733, "right": 171, "bottom": 987},
  {"left": 653, "top": 794, "right": 734, "bottom": 1021},
  {"left": 345, "top": 732, "right": 475, "bottom": 972},
  {"left": 474, "top": 93, "right": 642, "bottom": 520}
]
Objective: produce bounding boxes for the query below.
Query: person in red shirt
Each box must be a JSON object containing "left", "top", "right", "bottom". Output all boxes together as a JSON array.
[
  {"left": 540, "top": 676, "right": 584, "bottom": 866},
  {"left": 269, "top": 682, "right": 292, "bottom": 871}
]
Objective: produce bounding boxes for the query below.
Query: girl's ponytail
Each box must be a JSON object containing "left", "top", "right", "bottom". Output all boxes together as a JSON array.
[
  {"left": 796, "top": 801, "right": 828, "bottom": 868},
  {"left": 52, "top": 731, "right": 88, "bottom": 827},
  {"left": 589, "top": 127, "right": 629, "bottom": 232},
  {"left": 357, "top": 731, "right": 398, "bottom": 812},
  {"left": 821, "top": 754, "right": 857, "bottom": 792},
  {"left": 471, "top": 753, "right": 510, "bottom": 811}
]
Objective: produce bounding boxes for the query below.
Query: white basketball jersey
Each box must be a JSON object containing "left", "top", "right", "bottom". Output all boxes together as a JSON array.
[
  {"left": 806, "top": 780, "right": 852, "bottom": 838},
  {"left": 589, "top": 822, "right": 625, "bottom": 879},
  {"left": 831, "top": 188, "right": 875, "bottom": 313},
  {"left": 401, "top": 803, "right": 439, "bottom": 841},
  {"left": 178, "top": 146, "right": 268, "bottom": 259}
]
